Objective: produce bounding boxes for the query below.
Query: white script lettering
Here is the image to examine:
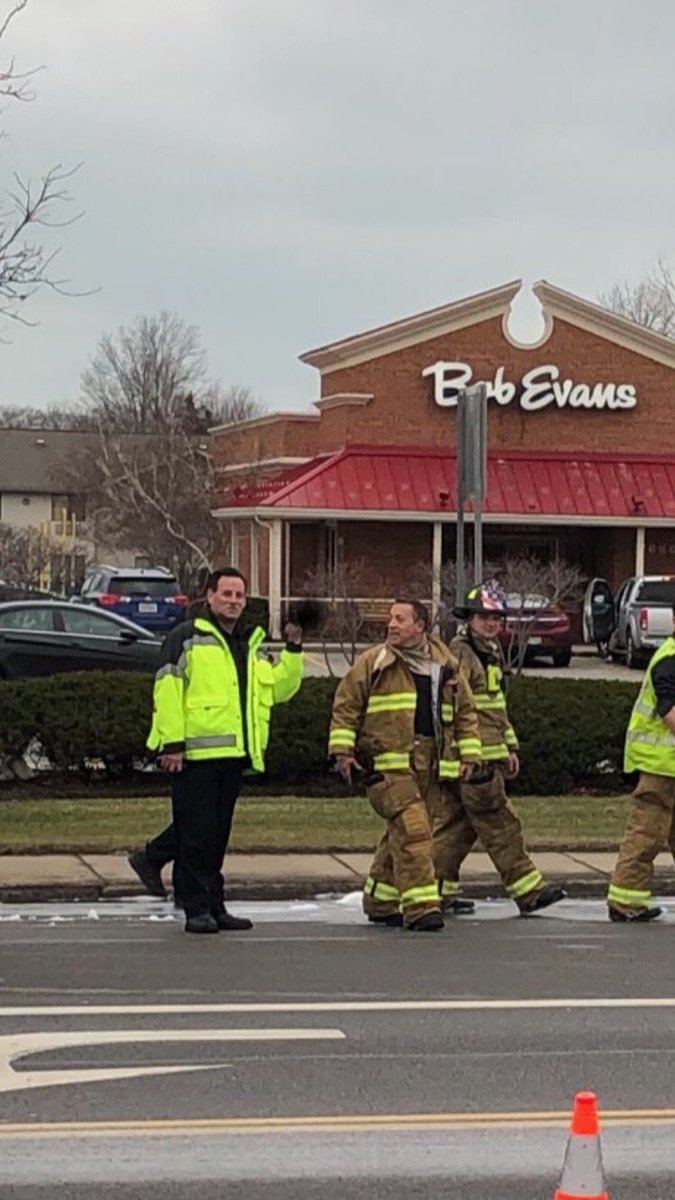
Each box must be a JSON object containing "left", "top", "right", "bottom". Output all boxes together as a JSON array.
[{"left": 422, "top": 361, "right": 638, "bottom": 412}]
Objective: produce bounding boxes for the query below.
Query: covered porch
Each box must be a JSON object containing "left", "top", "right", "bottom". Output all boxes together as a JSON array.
[{"left": 212, "top": 443, "right": 675, "bottom": 638}]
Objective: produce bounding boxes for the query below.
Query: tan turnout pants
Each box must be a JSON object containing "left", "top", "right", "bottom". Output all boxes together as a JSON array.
[
  {"left": 431, "top": 766, "right": 545, "bottom": 907},
  {"left": 608, "top": 771, "right": 675, "bottom": 913},
  {"left": 363, "top": 737, "right": 441, "bottom": 927}
]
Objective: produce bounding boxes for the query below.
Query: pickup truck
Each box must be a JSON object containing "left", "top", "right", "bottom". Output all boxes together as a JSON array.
[{"left": 583, "top": 575, "right": 675, "bottom": 668}]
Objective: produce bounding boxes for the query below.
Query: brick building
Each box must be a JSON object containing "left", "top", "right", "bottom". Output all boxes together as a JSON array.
[{"left": 211, "top": 279, "right": 675, "bottom": 636}]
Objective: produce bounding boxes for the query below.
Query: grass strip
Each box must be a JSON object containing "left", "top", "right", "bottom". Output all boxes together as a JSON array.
[{"left": 0, "top": 793, "right": 631, "bottom": 854}]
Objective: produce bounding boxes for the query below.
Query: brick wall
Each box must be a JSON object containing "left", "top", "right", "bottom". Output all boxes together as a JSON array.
[
  {"left": 212, "top": 313, "right": 675, "bottom": 470},
  {"left": 316, "top": 315, "right": 674, "bottom": 455},
  {"left": 339, "top": 521, "right": 432, "bottom": 596},
  {"left": 211, "top": 416, "right": 320, "bottom": 474}
]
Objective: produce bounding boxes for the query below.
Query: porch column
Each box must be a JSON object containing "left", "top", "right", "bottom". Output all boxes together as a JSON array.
[
  {"left": 268, "top": 518, "right": 283, "bottom": 638},
  {"left": 250, "top": 522, "right": 259, "bottom": 595},
  {"left": 229, "top": 519, "right": 239, "bottom": 569},
  {"left": 635, "top": 526, "right": 646, "bottom": 576},
  {"left": 432, "top": 521, "right": 442, "bottom": 621}
]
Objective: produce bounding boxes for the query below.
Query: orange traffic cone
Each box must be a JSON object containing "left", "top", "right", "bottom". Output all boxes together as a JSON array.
[{"left": 554, "top": 1091, "right": 609, "bottom": 1200}]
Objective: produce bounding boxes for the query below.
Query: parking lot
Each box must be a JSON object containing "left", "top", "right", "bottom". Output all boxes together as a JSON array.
[{"left": 301, "top": 646, "right": 640, "bottom": 681}]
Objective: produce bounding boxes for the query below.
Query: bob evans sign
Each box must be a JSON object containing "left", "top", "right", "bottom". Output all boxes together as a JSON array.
[{"left": 422, "top": 361, "right": 637, "bottom": 412}]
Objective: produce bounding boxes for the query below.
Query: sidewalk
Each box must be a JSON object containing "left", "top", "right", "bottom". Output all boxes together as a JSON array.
[{"left": 2, "top": 850, "right": 675, "bottom": 903}]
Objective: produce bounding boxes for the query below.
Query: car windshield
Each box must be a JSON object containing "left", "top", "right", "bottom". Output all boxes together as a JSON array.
[
  {"left": 635, "top": 580, "right": 675, "bottom": 604},
  {"left": 112, "top": 578, "right": 179, "bottom": 598}
]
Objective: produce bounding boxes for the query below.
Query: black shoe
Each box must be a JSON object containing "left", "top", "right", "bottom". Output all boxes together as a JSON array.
[
  {"left": 185, "top": 914, "right": 219, "bottom": 934},
  {"left": 443, "top": 897, "right": 476, "bottom": 915},
  {"left": 608, "top": 904, "right": 664, "bottom": 923},
  {"left": 214, "top": 909, "right": 253, "bottom": 931},
  {"left": 367, "top": 913, "right": 404, "bottom": 927},
  {"left": 519, "top": 884, "right": 567, "bottom": 916},
  {"left": 407, "top": 911, "right": 444, "bottom": 932},
  {"left": 128, "top": 849, "right": 167, "bottom": 898}
]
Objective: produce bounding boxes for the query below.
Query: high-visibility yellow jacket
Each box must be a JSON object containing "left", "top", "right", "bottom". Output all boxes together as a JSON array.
[
  {"left": 625, "top": 636, "right": 675, "bottom": 775},
  {"left": 146, "top": 615, "right": 303, "bottom": 771},
  {"left": 328, "top": 637, "right": 480, "bottom": 779},
  {"left": 450, "top": 630, "right": 518, "bottom": 763}
]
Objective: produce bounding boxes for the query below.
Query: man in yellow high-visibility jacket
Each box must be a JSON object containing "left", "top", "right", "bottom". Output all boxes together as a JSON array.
[
  {"left": 146, "top": 567, "right": 303, "bottom": 934},
  {"left": 608, "top": 609, "right": 675, "bottom": 922}
]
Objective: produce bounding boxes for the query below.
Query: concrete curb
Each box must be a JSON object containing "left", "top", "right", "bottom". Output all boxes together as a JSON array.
[{"left": 4, "top": 877, "right": 675, "bottom": 905}]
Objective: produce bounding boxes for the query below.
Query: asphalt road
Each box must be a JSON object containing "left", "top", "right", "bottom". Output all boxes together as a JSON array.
[{"left": 1, "top": 895, "right": 674, "bottom": 1199}]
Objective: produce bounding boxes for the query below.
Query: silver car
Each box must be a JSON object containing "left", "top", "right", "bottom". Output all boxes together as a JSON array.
[{"left": 584, "top": 575, "right": 675, "bottom": 669}]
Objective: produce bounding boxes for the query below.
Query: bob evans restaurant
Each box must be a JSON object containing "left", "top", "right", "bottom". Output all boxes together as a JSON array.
[{"left": 211, "top": 279, "right": 675, "bottom": 638}]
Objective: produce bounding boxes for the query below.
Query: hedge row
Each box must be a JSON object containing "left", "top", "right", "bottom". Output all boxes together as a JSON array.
[{"left": 0, "top": 671, "right": 640, "bottom": 795}]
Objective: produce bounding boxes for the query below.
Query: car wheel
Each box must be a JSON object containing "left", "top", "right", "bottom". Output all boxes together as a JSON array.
[
  {"left": 626, "top": 632, "right": 640, "bottom": 670},
  {"left": 552, "top": 649, "right": 572, "bottom": 668}
]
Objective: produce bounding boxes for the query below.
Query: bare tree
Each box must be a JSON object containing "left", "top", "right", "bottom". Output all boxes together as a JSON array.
[
  {"left": 81, "top": 312, "right": 208, "bottom": 433},
  {"left": 0, "top": 1, "right": 79, "bottom": 328},
  {"left": 200, "top": 383, "right": 265, "bottom": 429},
  {"left": 495, "top": 555, "right": 585, "bottom": 673},
  {"left": 86, "top": 429, "right": 223, "bottom": 594},
  {"left": 80, "top": 313, "right": 265, "bottom": 435},
  {"left": 300, "top": 560, "right": 375, "bottom": 675},
  {"left": 0, "top": 403, "right": 95, "bottom": 429},
  {"left": 599, "top": 256, "right": 675, "bottom": 338},
  {"left": 0, "top": 521, "right": 62, "bottom": 590}
]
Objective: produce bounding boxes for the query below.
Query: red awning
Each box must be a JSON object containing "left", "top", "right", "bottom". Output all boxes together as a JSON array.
[{"left": 222, "top": 444, "right": 675, "bottom": 520}]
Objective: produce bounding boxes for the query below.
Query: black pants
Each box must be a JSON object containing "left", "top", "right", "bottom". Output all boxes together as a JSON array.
[
  {"left": 171, "top": 759, "right": 243, "bottom": 920},
  {"left": 145, "top": 822, "right": 177, "bottom": 870}
]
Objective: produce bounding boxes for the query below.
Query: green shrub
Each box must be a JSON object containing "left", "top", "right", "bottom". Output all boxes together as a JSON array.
[
  {"left": 0, "top": 672, "right": 153, "bottom": 774},
  {"left": 0, "top": 670, "right": 641, "bottom": 795},
  {"left": 506, "top": 677, "right": 638, "bottom": 794}
]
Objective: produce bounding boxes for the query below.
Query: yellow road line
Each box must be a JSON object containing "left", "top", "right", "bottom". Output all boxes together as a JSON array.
[{"left": 4, "top": 1109, "right": 675, "bottom": 1138}]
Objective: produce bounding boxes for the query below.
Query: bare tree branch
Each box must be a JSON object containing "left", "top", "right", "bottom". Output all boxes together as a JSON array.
[
  {"left": 599, "top": 256, "right": 675, "bottom": 338},
  {"left": 0, "top": 520, "right": 61, "bottom": 590},
  {"left": 300, "top": 560, "right": 375, "bottom": 673},
  {"left": 0, "top": 2, "right": 80, "bottom": 327}
]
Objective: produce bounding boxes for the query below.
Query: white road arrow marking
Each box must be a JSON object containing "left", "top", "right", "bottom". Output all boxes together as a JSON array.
[{"left": 0, "top": 1027, "right": 345, "bottom": 1093}]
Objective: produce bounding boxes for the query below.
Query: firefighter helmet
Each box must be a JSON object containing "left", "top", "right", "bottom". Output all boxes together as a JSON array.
[{"left": 454, "top": 583, "right": 507, "bottom": 620}]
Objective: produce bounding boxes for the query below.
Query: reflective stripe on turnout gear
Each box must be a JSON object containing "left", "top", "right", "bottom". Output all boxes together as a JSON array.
[
  {"left": 366, "top": 692, "right": 417, "bottom": 713},
  {"left": 607, "top": 883, "right": 652, "bottom": 908},
  {"left": 364, "top": 876, "right": 401, "bottom": 901},
  {"left": 506, "top": 869, "right": 543, "bottom": 899},
  {"left": 373, "top": 752, "right": 411, "bottom": 771},
  {"left": 400, "top": 882, "right": 440, "bottom": 909}
]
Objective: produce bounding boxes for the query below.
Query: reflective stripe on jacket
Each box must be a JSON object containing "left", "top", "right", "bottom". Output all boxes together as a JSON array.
[
  {"left": 146, "top": 615, "right": 303, "bottom": 770},
  {"left": 328, "top": 637, "right": 480, "bottom": 779},
  {"left": 450, "top": 631, "right": 517, "bottom": 763},
  {"left": 624, "top": 636, "right": 675, "bottom": 776}
]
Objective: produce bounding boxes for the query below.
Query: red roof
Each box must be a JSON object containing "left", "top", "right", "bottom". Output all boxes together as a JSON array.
[{"left": 222, "top": 444, "right": 675, "bottom": 519}]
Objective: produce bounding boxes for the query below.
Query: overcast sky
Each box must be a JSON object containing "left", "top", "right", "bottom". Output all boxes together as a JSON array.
[{"left": 2, "top": 0, "right": 674, "bottom": 413}]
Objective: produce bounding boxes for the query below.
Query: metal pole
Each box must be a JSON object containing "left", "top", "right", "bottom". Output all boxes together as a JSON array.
[
  {"left": 455, "top": 393, "right": 465, "bottom": 607},
  {"left": 474, "top": 494, "right": 483, "bottom": 583}
]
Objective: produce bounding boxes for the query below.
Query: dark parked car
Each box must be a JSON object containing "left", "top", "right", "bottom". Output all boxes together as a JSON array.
[
  {"left": 0, "top": 601, "right": 160, "bottom": 678},
  {"left": 499, "top": 593, "right": 573, "bottom": 668},
  {"left": 75, "top": 566, "right": 189, "bottom": 633}
]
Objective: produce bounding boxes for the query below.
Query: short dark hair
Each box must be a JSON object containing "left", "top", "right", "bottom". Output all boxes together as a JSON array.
[
  {"left": 394, "top": 598, "right": 429, "bottom": 630},
  {"left": 206, "top": 567, "right": 247, "bottom": 593}
]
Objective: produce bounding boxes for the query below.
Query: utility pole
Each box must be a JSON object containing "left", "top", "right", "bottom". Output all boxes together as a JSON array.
[{"left": 455, "top": 383, "right": 488, "bottom": 603}]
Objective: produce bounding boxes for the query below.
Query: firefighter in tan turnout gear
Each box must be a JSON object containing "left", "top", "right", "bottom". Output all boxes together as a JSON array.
[
  {"left": 433, "top": 585, "right": 566, "bottom": 915},
  {"left": 607, "top": 606, "right": 675, "bottom": 923},
  {"left": 329, "top": 599, "right": 481, "bottom": 931}
]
